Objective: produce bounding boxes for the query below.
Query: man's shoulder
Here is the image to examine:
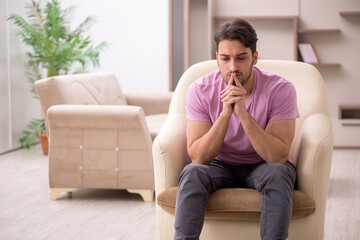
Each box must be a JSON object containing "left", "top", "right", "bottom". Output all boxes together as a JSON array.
[
  {"left": 254, "top": 66, "right": 295, "bottom": 90},
  {"left": 192, "top": 70, "right": 222, "bottom": 87},
  {"left": 187, "top": 70, "right": 223, "bottom": 104}
]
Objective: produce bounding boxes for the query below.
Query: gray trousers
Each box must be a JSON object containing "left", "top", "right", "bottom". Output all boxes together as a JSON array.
[{"left": 174, "top": 160, "right": 297, "bottom": 240}]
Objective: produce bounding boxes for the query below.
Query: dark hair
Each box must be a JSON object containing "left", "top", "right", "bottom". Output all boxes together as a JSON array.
[{"left": 214, "top": 18, "right": 258, "bottom": 54}]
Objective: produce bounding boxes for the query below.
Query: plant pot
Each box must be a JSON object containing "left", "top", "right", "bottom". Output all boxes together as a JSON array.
[{"left": 38, "top": 132, "right": 49, "bottom": 155}]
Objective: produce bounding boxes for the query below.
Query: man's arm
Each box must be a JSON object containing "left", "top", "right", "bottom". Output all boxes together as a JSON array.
[
  {"left": 187, "top": 113, "right": 230, "bottom": 165},
  {"left": 221, "top": 74, "right": 295, "bottom": 164},
  {"left": 187, "top": 76, "right": 243, "bottom": 165},
  {"left": 238, "top": 114, "right": 295, "bottom": 163}
]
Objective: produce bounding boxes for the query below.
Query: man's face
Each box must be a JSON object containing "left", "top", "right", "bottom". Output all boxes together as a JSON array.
[{"left": 216, "top": 40, "right": 258, "bottom": 86}]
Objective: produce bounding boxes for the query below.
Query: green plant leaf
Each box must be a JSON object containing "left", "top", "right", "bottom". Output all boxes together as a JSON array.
[
  {"left": 19, "top": 118, "right": 45, "bottom": 149},
  {"left": 8, "top": 0, "right": 108, "bottom": 149}
]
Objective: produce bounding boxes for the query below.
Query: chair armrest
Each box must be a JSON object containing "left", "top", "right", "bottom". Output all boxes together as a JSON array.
[
  {"left": 295, "top": 113, "right": 333, "bottom": 217},
  {"left": 47, "top": 104, "right": 151, "bottom": 135},
  {"left": 124, "top": 91, "right": 173, "bottom": 115},
  {"left": 152, "top": 113, "right": 191, "bottom": 197}
]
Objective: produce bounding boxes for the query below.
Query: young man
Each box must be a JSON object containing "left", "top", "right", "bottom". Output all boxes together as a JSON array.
[{"left": 174, "top": 19, "right": 299, "bottom": 240}]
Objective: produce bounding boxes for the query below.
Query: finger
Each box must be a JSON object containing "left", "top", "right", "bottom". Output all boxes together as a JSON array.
[
  {"left": 221, "top": 95, "right": 245, "bottom": 104},
  {"left": 233, "top": 74, "right": 248, "bottom": 94},
  {"left": 227, "top": 72, "right": 234, "bottom": 86},
  {"left": 220, "top": 86, "right": 236, "bottom": 99},
  {"left": 221, "top": 87, "right": 246, "bottom": 100},
  {"left": 220, "top": 90, "right": 228, "bottom": 100},
  {"left": 221, "top": 84, "right": 233, "bottom": 94},
  {"left": 220, "top": 88, "right": 227, "bottom": 96},
  {"left": 233, "top": 73, "right": 243, "bottom": 87},
  {"left": 221, "top": 88, "right": 247, "bottom": 99}
]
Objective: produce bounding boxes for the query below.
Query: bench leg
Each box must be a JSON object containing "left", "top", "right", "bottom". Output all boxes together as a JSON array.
[
  {"left": 127, "top": 189, "right": 154, "bottom": 202},
  {"left": 50, "top": 188, "right": 74, "bottom": 200}
]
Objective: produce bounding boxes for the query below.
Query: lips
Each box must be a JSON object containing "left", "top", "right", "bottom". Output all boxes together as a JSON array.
[{"left": 227, "top": 72, "right": 242, "bottom": 77}]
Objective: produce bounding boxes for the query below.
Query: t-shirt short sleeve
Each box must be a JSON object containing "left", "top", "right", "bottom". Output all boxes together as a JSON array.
[
  {"left": 268, "top": 82, "right": 299, "bottom": 122},
  {"left": 186, "top": 83, "right": 211, "bottom": 122}
]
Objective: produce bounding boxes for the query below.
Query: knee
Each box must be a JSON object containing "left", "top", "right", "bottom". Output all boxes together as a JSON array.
[
  {"left": 263, "top": 163, "right": 296, "bottom": 187},
  {"left": 267, "top": 162, "right": 289, "bottom": 174},
  {"left": 179, "top": 163, "right": 210, "bottom": 186}
]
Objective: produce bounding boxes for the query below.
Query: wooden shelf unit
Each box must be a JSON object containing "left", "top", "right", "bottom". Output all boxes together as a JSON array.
[
  {"left": 339, "top": 11, "right": 360, "bottom": 17},
  {"left": 339, "top": 104, "right": 360, "bottom": 126},
  {"left": 214, "top": 15, "right": 298, "bottom": 21},
  {"left": 179, "top": 4, "right": 350, "bottom": 75},
  {"left": 298, "top": 29, "right": 341, "bottom": 34},
  {"left": 312, "top": 63, "right": 341, "bottom": 68},
  {"left": 297, "top": 27, "right": 341, "bottom": 67},
  {"left": 339, "top": 104, "right": 360, "bottom": 119},
  {"left": 212, "top": 15, "right": 299, "bottom": 61}
]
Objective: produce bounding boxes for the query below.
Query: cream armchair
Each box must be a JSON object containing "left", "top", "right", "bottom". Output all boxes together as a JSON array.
[
  {"left": 35, "top": 72, "right": 172, "bottom": 202},
  {"left": 153, "top": 60, "right": 333, "bottom": 239}
]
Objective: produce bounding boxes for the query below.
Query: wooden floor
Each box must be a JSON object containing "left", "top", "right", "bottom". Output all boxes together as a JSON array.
[
  {"left": 325, "top": 148, "right": 360, "bottom": 240},
  {"left": 0, "top": 145, "right": 359, "bottom": 240}
]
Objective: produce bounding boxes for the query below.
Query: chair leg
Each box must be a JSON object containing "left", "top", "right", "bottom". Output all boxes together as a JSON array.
[
  {"left": 50, "top": 188, "right": 74, "bottom": 200},
  {"left": 127, "top": 189, "right": 154, "bottom": 202}
]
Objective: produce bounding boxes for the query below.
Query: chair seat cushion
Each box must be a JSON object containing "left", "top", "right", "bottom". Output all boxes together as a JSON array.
[
  {"left": 146, "top": 113, "right": 168, "bottom": 141},
  {"left": 157, "top": 187, "right": 316, "bottom": 221}
]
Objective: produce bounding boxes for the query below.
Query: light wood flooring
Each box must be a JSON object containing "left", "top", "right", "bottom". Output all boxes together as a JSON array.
[{"left": 0, "top": 145, "right": 359, "bottom": 240}]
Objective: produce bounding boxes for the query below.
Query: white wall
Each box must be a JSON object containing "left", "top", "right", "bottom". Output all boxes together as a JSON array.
[
  {"left": 0, "top": 0, "right": 42, "bottom": 153},
  {"left": 0, "top": 1, "right": 9, "bottom": 151},
  {"left": 213, "top": 0, "right": 299, "bottom": 16},
  {"left": 0, "top": 0, "right": 169, "bottom": 153},
  {"left": 60, "top": 0, "right": 169, "bottom": 92}
]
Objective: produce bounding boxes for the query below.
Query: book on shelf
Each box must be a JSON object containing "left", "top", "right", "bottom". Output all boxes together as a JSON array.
[{"left": 298, "top": 43, "right": 319, "bottom": 64}]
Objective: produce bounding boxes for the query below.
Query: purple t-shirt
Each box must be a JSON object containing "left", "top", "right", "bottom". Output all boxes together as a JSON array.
[{"left": 186, "top": 66, "right": 299, "bottom": 166}]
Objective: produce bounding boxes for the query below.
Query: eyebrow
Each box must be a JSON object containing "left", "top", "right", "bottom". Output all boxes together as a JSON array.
[{"left": 219, "top": 52, "right": 248, "bottom": 57}]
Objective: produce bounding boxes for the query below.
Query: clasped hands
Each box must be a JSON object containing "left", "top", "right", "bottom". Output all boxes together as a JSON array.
[{"left": 220, "top": 72, "right": 247, "bottom": 118}]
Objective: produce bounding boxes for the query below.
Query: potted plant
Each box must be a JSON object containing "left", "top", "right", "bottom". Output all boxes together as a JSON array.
[{"left": 8, "top": 0, "right": 107, "bottom": 154}]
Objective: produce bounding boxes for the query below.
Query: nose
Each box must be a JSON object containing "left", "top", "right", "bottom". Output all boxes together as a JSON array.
[{"left": 229, "top": 58, "right": 237, "bottom": 73}]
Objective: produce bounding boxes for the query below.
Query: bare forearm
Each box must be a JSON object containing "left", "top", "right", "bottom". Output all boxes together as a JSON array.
[
  {"left": 239, "top": 113, "right": 290, "bottom": 163},
  {"left": 188, "top": 113, "right": 230, "bottom": 165}
]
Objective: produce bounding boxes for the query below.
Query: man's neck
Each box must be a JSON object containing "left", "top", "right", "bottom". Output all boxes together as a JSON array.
[{"left": 243, "top": 69, "right": 255, "bottom": 97}]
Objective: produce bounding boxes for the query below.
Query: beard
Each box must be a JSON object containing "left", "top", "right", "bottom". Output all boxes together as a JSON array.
[{"left": 222, "top": 65, "right": 253, "bottom": 86}]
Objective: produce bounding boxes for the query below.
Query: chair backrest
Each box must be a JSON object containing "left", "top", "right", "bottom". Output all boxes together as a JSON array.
[
  {"left": 35, "top": 72, "right": 127, "bottom": 131},
  {"left": 169, "top": 59, "right": 331, "bottom": 166}
]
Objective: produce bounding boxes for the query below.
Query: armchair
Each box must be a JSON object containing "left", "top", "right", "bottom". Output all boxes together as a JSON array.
[
  {"left": 153, "top": 60, "right": 333, "bottom": 239},
  {"left": 35, "top": 72, "right": 172, "bottom": 201}
]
